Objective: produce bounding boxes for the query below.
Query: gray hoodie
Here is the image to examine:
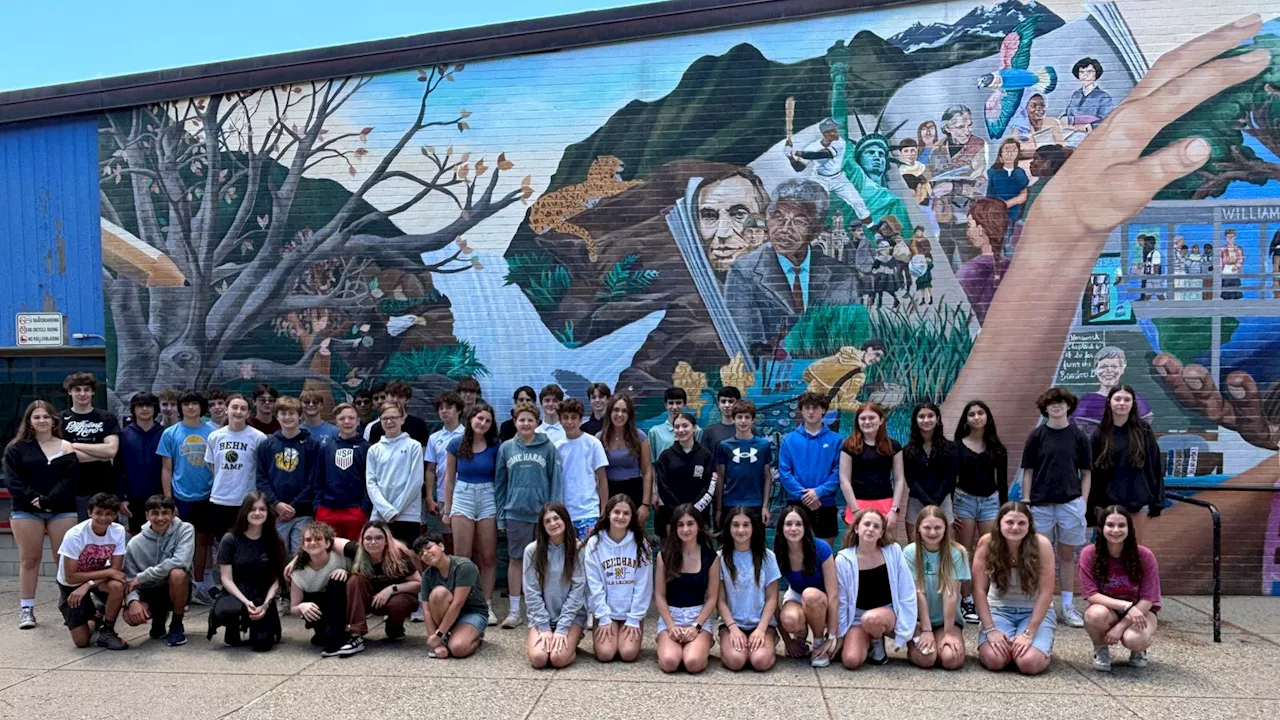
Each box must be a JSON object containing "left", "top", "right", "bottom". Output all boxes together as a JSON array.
[
  {"left": 495, "top": 432, "right": 563, "bottom": 524},
  {"left": 522, "top": 540, "right": 586, "bottom": 632},
  {"left": 124, "top": 517, "right": 196, "bottom": 605}
]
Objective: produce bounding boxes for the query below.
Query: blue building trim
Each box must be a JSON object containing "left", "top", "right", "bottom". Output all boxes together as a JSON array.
[{"left": 0, "top": 115, "right": 103, "bottom": 349}]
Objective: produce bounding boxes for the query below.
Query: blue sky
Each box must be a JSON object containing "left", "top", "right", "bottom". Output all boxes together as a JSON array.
[{"left": 0, "top": 0, "right": 664, "bottom": 92}]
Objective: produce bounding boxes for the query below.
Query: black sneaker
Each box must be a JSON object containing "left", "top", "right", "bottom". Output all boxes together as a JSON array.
[
  {"left": 150, "top": 612, "right": 170, "bottom": 640},
  {"left": 96, "top": 627, "right": 129, "bottom": 651},
  {"left": 384, "top": 628, "right": 407, "bottom": 643},
  {"left": 329, "top": 635, "right": 365, "bottom": 657},
  {"left": 962, "top": 598, "right": 979, "bottom": 624}
]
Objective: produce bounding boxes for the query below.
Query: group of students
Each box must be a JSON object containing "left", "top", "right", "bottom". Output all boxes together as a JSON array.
[{"left": 4, "top": 372, "right": 1163, "bottom": 674}]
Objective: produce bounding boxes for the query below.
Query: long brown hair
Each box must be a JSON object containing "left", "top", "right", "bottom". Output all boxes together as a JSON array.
[
  {"left": 660, "top": 503, "right": 714, "bottom": 582},
  {"left": 842, "top": 507, "right": 891, "bottom": 549},
  {"left": 842, "top": 402, "right": 895, "bottom": 456},
  {"left": 589, "top": 494, "right": 650, "bottom": 566},
  {"left": 533, "top": 502, "right": 579, "bottom": 586},
  {"left": 1094, "top": 385, "right": 1151, "bottom": 469},
  {"left": 7, "top": 400, "right": 63, "bottom": 449},
  {"left": 986, "top": 502, "right": 1041, "bottom": 596},
  {"left": 232, "top": 491, "right": 285, "bottom": 583},
  {"left": 600, "top": 394, "right": 643, "bottom": 461},
  {"left": 911, "top": 505, "right": 967, "bottom": 598},
  {"left": 722, "top": 506, "right": 768, "bottom": 586},
  {"left": 992, "top": 137, "right": 1021, "bottom": 170},
  {"left": 1093, "top": 505, "right": 1144, "bottom": 588},
  {"left": 352, "top": 520, "right": 413, "bottom": 580},
  {"left": 457, "top": 402, "right": 497, "bottom": 461}
]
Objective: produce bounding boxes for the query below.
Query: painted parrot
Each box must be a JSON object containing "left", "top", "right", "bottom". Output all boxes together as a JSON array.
[{"left": 978, "top": 15, "right": 1058, "bottom": 139}]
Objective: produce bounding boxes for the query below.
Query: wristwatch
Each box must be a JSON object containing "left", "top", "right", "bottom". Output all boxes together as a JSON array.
[
  {"left": 435, "top": 630, "right": 446, "bottom": 640},
  {"left": 391, "top": 584, "right": 398, "bottom": 594},
  {"left": 892, "top": 506, "right": 902, "bottom": 514}
]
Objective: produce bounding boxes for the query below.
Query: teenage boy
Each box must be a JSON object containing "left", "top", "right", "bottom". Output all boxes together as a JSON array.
[
  {"left": 122, "top": 494, "right": 195, "bottom": 646},
  {"left": 1021, "top": 386, "right": 1093, "bottom": 628},
  {"left": 316, "top": 403, "right": 370, "bottom": 540},
  {"left": 555, "top": 399, "right": 609, "bottom": 540},
  {"left": 581, "top": 382, "right": 612, "bottom": 436},
  {"left": 157, "top": 387, "right": 182, "bottom": 427},
  {"left": 248, "top": 384, "right": 281, "bottom": 435},
  {"left": 366, "top": 380, "right": 431, "bottom": 445},
  {"left": 116, "top": 392, "right": 165, "bottom": 533},
  {"left": 715, "top": 400, "right": 774, "bottom": 524},
  {"left": 206, "top": 387, "right": 229, "bottom": 427},
  {"left": 366, "top": 401, "right": 425, "bottom": 544},
  {"left": 778, "top": 392, "right": 842, "bottom": 547},
  {"left": 353, "top": 389, "right": 375, "bottom": 431},
  {"left": 456, "top": 377, "right": 482, "bottom": 412},
  {"left": 255, "top": 396, "right": 321, "bottom": 555},
  {"left": 61, "top": 372, "right": 121, "bottom": 521},
  {"left": 647, "top": 387, "right": 700, "bottom": 463},
  {"left": 415, "top": 532, "right": 488, "bottom": 659},
  {"left": 425, "top": 392, "right": 465, "bottom": 549},
  {"left": 158, "top": 391, "right": 218, "bottom": 603},
  {"left": 536, "top": 384, "right": 567, "bottom": 444},
  {"left": 299, "top": 390, "right": 339, "bottom": 447},
  {"left": 700, "top": 386, "right": 747, "bottom": 454},
  {"left": 56, "top": 492, "right": 129, "bottom": 650},
  {"left": 205, "top": 394, "right": 268, "bottom": 540}
]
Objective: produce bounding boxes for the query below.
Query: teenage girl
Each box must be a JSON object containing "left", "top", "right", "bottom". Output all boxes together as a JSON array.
[
  {"left": 774, "top": 505, "right": 838, "bottom": 667},
  {"left": 1088, "top": 386, "right": 1164, "bottom": 539},
  {"left": 444, "top": 402, "right": 501, "bottom": 625},
  {"left": 902, "top": 402, "right": 956, "bottom": 537},
  {"left": 717, "top": 506, "right": 781, "bottom": 672},
  {"left": 904, "top": 506, "right": 967, "bottom": 669},
  {"left": 834, "top": 508, "right": 918, "bottom": 669},
  {"left": 973, "top": 502, "right": 1057, "bottom": 675},
  {"left": 584, "top": 494, "right": 652, "bottom": 662},
  {"left": 598, "top": 394, "right": 653, "bottom": 526},
  {"left": 654, "top": 503, "right": 719, "bottom": 673},
  {"left": 839, "top": 402, "right": 907, "bottom": 540},
  {"left": 524, "top": 502, "right": 587, "bottom": 669},
  {"left": 953, "top": 400, "right": 1007, "bottom": 623},
  {"left": 1080, "top": 505, "right": 1161, "bottom": 672},
  {"left": 288, "top": 521, "right": 350, "bottom": 656}
]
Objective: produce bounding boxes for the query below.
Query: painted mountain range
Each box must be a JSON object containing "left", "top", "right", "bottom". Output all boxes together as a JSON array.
[{"left": 887, "top": 0, "right": 1064, "bottom": 53}]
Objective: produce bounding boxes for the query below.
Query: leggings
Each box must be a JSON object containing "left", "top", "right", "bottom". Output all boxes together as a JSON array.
[
  {"left": 303, "top": 580, "right": 349, "bottom": 652},
  {"left": 209, "top": 594, "right": 281, "bottom": 652}
]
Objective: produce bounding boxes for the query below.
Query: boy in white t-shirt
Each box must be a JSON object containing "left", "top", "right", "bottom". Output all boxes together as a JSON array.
[
  {"left": 535, "top": 384, "right": 567, "bottom": 445},
  {"left": 554, "top": 399, "right": 609, "bottom": 540},
  {"left": 204, "top": 394, "right": 267, "bottom": 541},
  {"left": 56, "top": 492, "right": 130, "bottom": 650}
]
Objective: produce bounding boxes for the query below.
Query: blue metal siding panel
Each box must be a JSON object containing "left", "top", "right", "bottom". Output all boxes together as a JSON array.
[{"left": 0, "top": 116, "right": 103, "bottom": 348}]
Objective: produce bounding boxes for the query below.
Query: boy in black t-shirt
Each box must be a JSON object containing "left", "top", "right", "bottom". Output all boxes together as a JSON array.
[
  {"left": 1020, "top": 387, "right": 1092, "bottom": 629},
  {"left": 61, "top": 373, "right": 121, "bottom": 521}
]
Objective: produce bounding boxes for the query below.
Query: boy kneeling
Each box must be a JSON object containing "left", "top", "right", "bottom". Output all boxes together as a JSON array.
[
  {"left": 123, "top": 494, "right": 195, "bottom": 646},
  {"left": 56, "top": 493, "right": 129, "bottom": 649},
  {"left": 415, "top": 532, "right": 489, "bottom": 659}
]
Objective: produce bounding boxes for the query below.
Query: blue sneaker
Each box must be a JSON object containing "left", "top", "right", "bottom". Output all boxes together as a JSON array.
[{"left": 166, "top": 625, "right": 188, "bottom": 647}]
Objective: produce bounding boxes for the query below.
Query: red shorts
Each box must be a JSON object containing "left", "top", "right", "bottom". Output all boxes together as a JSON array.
[
  {"left": 843, "top": 497, "right": 895, "bottom": 525},
  {"left": 315, "top": 506, "right": 369, "bottom": 541}
]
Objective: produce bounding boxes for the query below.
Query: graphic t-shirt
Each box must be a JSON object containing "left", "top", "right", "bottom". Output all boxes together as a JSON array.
[
  {"left": 903, "top": 543, "right": 971, "bottom": 627},
  {"left": 56, "top": 518, "right": 127, "bottom": 585},
  {"left": 204, "top": 425, "right": 267, "bottom": 506},
  {"left": 715, "top": 436, "right": 773, "bottom": 507},
  {"left": 425, "top": 425, "right": 464, "bottom": 501},
  {"left": 419, "top": 555, "right": 489, "bottom": 617},
  {"left": 60, "top": 408, "right": 121, "bottom": 496},
  {"left": 555, "top": 434, "right": 609, "bottom": 522},
  {"left": 158, "top": 421, "right": 217, "bottom": 501},
  {"left": 304, "top": 421, "right": 340, "bottom": 448}
]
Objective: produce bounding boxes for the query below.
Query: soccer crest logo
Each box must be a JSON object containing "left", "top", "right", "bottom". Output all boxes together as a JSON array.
[
  {"left": 335, "top": 448, "right": 354, "bottom": 470},
  {"left": 275, "top": 447, "right": 300, "bottom": 472}
]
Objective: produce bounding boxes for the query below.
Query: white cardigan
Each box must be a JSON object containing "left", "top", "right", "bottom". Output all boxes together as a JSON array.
[{"left": 835, "top": 543, "right": 919, "bottom": 648}]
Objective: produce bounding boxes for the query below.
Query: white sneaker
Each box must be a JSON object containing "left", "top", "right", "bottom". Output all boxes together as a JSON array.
[
  {"left": 501, "top": 610, "right": 522, "bottom": 629},
  {"left": 1128, "top": 649, "right": 1148, "bottom": 668},
  {"left": 1060, "top": 603, "right": 1085, "bottom": 628},
  {"left": 18, "top": 607, "right": 36, "bottom": 630},
  {"left": 410, "top": 608, "right": 424, "bottom": 623},
  {"left": 487, "top": 609, "right": 498, "bottom": 626},
  {"left": 1092, "top": 645, "right": 1113, "bottom": 672}
]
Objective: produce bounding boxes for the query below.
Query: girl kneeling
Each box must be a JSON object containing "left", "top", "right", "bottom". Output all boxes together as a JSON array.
[
  {"left": 718, "top": 506, "right": 780, "bottom": 672},
  {"left": 904, "top": 506, "right": 967, "bottom": 669},
  {"left": 973, "top": 502, "right": 1056, "bottom": 675},
  {"left": 835, "top": 508, "right": 918, "bottom": 669},
  {"left": 655, "top": 503, "right": 720, "bottom": 673},
  {"left": 525, "top": 503, "right": 587, "bottom": 668},
  {"left": 585, "top": 494, "right": 652, "bottom": 662},
  {"left": 288, "top": 522, "right": 350, "bottom": 656}
]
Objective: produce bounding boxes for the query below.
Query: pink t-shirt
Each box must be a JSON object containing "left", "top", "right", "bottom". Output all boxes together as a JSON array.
[{"left": 1078, "top": 544, "right": 1161, "bottom": 612}]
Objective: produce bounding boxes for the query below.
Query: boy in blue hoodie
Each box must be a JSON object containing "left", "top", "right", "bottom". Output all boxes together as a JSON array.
[
  {"left": 316, "top": 402, "right": 370, "bottom": 540},
  {"left": 254, "top": 396, "right": 321, "bottom": 554},
  {"left": 778, "top": 392, "right": 842, "bottom": 547},
  {"left": 494, "top": 402, "right": 563, "bottom": 628},
  {"left": 116, "top": 392, "right": 165, "bottom": 533}
]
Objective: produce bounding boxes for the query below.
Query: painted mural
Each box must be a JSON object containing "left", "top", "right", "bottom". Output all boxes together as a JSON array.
[{"left": 98, "top": 0, "right": 1280, "bottom": 593}]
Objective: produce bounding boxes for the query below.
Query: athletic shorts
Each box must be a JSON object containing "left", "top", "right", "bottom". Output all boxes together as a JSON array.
[
  {"left": 953, "top": 489, "right": 1000, "bottom": 523},
  {"left": 1030, "top": 497, "right": 1087, "bottom": 547},
  {"left": 174, "top": 498, "right": 214, "bottom": 535},
  {"left": 979, "top": 605, "right": 1057, "bottom": 657},
  {"left": 799, "top": 504, "right": 839, "bottom": 540},
  {"left": 657, "top": 604, "right": 714, "bottom": 636},
  {"left": 451, "top": 481, "right": 497, "bottom": 521},
  {"left": 506, "top": 520, "right": 537, "bottom": 559},
  {"left": 572, "top": 518, "right": 597, "bottom": 542},
  {"left": 907, "top": 495, "right": 954, "bottom": 525},
  {"left": 845, "top": 497, "right": 894, "bottom": 525},
  {"left": 58, "top": 583, "right": 108, "bottom": 629}
]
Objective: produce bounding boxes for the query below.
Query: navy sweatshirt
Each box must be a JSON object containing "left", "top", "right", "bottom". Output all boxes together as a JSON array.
[
  {"left": 116, "top": 421, "right": 165, "bottom": 501},
  {"left": 254, "top": 427, "right": 321, "bottom": 516},
  {"left": 319, "top": 434, "right": 370, "bottom": 511}
]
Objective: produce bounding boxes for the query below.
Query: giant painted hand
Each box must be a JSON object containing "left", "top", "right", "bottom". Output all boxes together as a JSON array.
[{"left": 1153, "top": 354, "right": 1279, "bottom": 451}]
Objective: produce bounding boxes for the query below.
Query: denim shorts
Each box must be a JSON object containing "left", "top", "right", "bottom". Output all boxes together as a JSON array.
[
  {"left": 657, "top": 604, "right": 715, "bottom": 636},
  {"left": 978, "top": 604, "right": 1057, "bottom": 657},
  {"left": 10, "top": 510, "right": 77, "bottom": 523},
  {"left": 454, "top": 611, "right": 488, "bottom": 639},
  {"left": 953, "top": 489, "right": 1000, "bottom": 523},
  {"left": 451, "top": 481, "right": 497, "bottom": 521},
  {"left": 1031, "top": 497, "right": 1087, "bottom": 547}
]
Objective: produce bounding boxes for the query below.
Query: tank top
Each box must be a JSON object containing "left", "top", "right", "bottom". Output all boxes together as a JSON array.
[
  {"left": 987, "top": 567, "right": 1039, "bottom": 609},
  {"left": 665, "top": 546, "right": 717, "bottom": 607},
  {"left": 601, "top": 429, "right": 645, "bottom": 481},
  {"left": 291, "top": 550, "right": 349, "bottom": 594},
  {"left": 856, "top": 563, "right": 893, "bottom": 611}
]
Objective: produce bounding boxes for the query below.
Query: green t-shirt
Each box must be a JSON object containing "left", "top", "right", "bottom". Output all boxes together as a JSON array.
[
  {"left": 903, "top": 543, "right": 970, "bottom": 628},
  {"left": 419, "top": 556, "right": 489, "bottom": 618}
]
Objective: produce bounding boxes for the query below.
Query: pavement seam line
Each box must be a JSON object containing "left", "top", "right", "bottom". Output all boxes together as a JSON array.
[{"left": 521, "top": 676, "right": 555, "bottom": 720}]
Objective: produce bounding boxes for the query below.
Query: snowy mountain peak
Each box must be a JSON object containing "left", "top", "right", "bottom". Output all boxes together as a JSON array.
[{"left": 887, "top": 0, "right": 1063, "bottom": 53}]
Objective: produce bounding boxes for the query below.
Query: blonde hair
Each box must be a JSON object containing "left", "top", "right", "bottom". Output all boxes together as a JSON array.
[{"left": 911, "top": 505, "right": 967, "bottom": 598}]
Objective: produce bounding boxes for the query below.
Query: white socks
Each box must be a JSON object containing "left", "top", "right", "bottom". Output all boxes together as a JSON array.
[
  {"left": 20, "top": 598, "right": 35, "bottom": 609},
  {"left": 1062, "top": 591, "right": 1074, "bottom": 608}
]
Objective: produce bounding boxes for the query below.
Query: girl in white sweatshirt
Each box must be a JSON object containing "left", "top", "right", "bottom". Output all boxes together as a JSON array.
[
  {"left": 584, "top": 494, "right": 653, "bottom": 662},
  {"left": 365, "top": 403, "right": 425, "bottom": 544},
  {"left": 835, "top": 508, "right": 918, "bottom": 669}
]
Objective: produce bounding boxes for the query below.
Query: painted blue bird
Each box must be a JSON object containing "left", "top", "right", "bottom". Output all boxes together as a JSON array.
[{"left": 978, "top": 15, "right": 1057, "bottom": 139}]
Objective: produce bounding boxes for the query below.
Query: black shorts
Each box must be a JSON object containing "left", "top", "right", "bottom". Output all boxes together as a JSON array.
[
  {"left": 136, "top": 583, "right": 180, "bottom": 617},
  {"left": 126, "top": 498, "right": 150, "bottom": 534},
  {"left": 801, "top": 504, "right": 839, "bottom": 540},
  {"left": 58, "top": 583, "right": 108, "bottom": 629},
  {"left": 607, "top": 477, "right": 645, "bottom": 510},
  {"left": 210, "top": 503, "right": 241, "bottom": 540},
  {"left": 388, "top": 521, "right": 422, "bottom": 545},
  {"left": 174, "top": 498, "right": 215, "bottom": 535}
]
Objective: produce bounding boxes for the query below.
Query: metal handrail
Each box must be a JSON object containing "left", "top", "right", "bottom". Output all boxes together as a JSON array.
[{"left": 1163, "top": 490, "right": 1221, "bottom": 642}]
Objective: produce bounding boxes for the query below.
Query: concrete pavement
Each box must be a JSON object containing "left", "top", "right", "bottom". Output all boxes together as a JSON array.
[{"left": 0, "top": 580, "right": 1277, "bottom": 719}]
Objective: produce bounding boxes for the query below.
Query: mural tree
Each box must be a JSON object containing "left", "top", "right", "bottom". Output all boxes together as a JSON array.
[{"left": 99, "top": 65, "right": 531, "bottom": 405}]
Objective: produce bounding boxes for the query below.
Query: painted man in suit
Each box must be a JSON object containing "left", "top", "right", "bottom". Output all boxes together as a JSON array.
[{"left": 724, "top": 179, "right": 861, "bottom": 353}]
